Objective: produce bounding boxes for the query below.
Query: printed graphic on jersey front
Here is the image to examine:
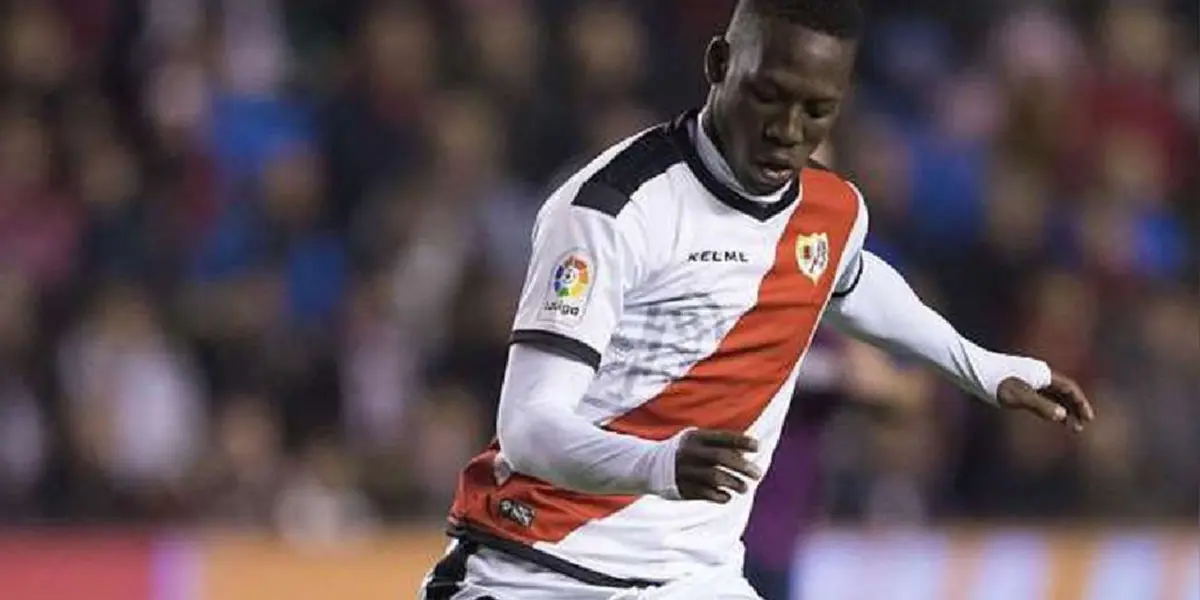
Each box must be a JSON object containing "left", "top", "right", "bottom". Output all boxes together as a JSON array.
[
  {"left": 795, "top": 232, "right": 830, "bottom": 283},
  {"left": 540, "top": 250, "right": 594, "bottom": 325}
]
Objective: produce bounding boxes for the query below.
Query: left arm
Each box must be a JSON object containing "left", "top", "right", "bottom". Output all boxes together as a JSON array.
[
  {"left": 825, "top": 251, "right": 1093, "bottom": 429},
  {"left": 823, "top": 182, "right": 1093, "bottom": 429},
  {"left": 827, "top": 251, "right": 1044, "bottom": 403}
]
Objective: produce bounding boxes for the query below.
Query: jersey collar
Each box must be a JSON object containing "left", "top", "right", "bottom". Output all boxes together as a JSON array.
[{"left": 666, "top": 109, "right": 800, "bottom": 222}]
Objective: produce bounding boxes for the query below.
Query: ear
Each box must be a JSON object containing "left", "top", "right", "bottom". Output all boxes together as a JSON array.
[{"left": 704, "top": 36, "right": 730, "bottom": 85}]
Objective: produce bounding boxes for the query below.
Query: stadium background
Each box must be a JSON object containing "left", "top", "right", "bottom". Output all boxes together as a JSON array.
[{"left": 0, "top": 0, "right": 1195, "bottom": 599}]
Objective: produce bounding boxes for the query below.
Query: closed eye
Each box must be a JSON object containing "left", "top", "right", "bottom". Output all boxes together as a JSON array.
[{"left": 805, "top": 101, "right": 838, "bottom": 119}]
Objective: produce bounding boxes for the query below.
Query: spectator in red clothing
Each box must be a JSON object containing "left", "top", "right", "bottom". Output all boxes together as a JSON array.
[
  {"left": 0, "top": 108, "right": 82, "bottom": 290},
  {"left": 1067, "top": 4, "right": 1190, "bottom": 194}
]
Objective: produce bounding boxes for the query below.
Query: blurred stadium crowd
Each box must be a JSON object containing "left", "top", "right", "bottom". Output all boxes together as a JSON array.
[{"left": 0, "top": 0, "right": 1194, "bottom": 541}]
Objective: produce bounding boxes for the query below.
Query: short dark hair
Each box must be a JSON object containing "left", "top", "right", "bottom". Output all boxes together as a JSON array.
[{"left": 735, "top": 0, "right": 864, "bottom": 40}]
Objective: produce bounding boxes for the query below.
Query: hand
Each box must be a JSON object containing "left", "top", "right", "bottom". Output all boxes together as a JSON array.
[
  {"left": 997, "top": 371, "right": 1096, "bottom": 432},
  {"left": 674, "top": 429, "right": 762, "bottom": 503}
]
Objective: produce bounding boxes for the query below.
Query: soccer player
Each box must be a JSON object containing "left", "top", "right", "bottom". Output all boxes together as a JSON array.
[{"left": 420, "top": 0, "right": 1095, "bottom": 598}]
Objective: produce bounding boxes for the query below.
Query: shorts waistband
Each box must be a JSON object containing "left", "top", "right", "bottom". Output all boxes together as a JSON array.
[{"left": 449, "top": 523, "right": 665, "bottom": 590}]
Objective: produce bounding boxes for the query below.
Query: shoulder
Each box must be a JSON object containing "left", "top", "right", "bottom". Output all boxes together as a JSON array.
[
  {"left": 537, "top": 125, "right": 684, "bottom": 246},
  {"left": 804, "top": 158, "right": 869, "bottom": 223},
  {"left": 545, "top": 124, "right": 683, "bottom": 217},
  {"left": 804, "top": 157, "right": 856, "bottom": 195}
]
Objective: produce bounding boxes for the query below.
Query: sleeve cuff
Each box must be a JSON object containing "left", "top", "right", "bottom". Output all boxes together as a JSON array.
[
  {"left": 832, "top": 255, "right": 865, "bottom": 299},
  {"left": 510, "top": 329, "right": 602, "bottom": 370}
]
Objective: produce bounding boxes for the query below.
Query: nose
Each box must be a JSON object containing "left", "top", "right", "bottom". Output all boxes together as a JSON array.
[{"left": 763, "top": 106, "right": 806, "bottom": 148}]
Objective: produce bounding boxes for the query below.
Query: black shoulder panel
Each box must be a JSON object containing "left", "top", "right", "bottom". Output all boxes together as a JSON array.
[{"left": 571, "top": 126, "right": 681, "bottom": 218}]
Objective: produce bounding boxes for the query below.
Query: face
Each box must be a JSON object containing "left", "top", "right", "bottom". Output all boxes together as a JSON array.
[{"left": 706, "top": 19, "right": 857, "bottom": 194}]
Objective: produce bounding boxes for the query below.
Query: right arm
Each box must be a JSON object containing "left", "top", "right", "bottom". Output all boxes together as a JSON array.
[
  {"left": 497, "top": 343, "right": 684, "bottom": 497},
  {"left": 495, "top": 181, "right": 683, "bottom": 498}
]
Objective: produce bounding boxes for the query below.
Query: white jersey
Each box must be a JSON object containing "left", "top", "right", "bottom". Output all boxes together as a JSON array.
[{"left": 449, "top": 110, "right": 867, "bottom": 582}]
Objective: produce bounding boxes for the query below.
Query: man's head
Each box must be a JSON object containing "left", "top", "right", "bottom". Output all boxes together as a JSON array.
[{"left": 704, "top": 0, "right": 862, "bottom": 194}]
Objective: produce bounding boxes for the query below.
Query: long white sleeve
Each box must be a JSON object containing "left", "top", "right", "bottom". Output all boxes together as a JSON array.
[
  {"left": 495, "top": 343, "right": 685, "bottom": 498},
  {"left": 825, "top": 251, "right": 1051, "bottom": 404}
]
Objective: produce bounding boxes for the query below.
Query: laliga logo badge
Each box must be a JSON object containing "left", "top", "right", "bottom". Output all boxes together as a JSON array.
[
  {"left": 795, "top": 232, "right": 830, "bottom": 284},
  {"left": 540, "top": 250, "right": 593, "bottom": 324},
  {"left": 552, "top": 254, "right": 591, "bottom": 299}
]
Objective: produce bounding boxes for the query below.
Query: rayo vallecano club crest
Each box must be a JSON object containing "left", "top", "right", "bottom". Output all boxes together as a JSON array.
[{"left": 795, "top": 232, "right": 830, "bottom": 283}]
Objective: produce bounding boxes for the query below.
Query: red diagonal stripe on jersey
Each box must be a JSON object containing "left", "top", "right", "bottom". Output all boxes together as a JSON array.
[
  {"left": 450, "top": 168, "right": 859, "bottom": 546},
  {"left": 604, "top": 171, "right": 856, "bottom": 440}
]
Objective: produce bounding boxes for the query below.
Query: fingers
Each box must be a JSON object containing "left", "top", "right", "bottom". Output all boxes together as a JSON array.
[
  {"left": 1047, "top": 372, "right": 1096, "bottom": 425},
  {"left": 998, "top": 375, "right": 1094, "bottom": 433},
  {"left": 690, "top": 446, "right": 763, "bottom": 482},
  {"left": 1026, "top": 393, "right": 1073, "bottom": 425},
  {"left": 687, "top": 429, "right": 759, "bottom": 452},
  {"left": 675, "top": 465, "right": 748, "bottom": 504},
  {"left": 677, "top": 477, "right": 731, "bottom": 504},
  {"left": 678, "top": 463, "right": 749, "bottom": 497},
  {"left": 998, "top": 378, "right": 1071, "bottom": 424},
  {"left": 675, "top": 429, "right": 762, "bottom": 503}
]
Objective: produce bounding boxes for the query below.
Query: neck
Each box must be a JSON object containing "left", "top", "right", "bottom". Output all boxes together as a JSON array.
[
  {"left": 700, "top": 106, "right": 722, "bottom": 156},
  {"left": 693, "top": 106, "right": 787, "bottom": 203}
]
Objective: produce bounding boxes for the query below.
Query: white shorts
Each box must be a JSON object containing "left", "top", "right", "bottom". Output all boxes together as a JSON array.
[{"left": 418, "top": 539, "right": 763, "bottom": 600}]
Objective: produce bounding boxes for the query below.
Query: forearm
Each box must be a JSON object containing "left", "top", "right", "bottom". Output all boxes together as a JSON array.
[
  {"left": 496, "top": 343, "right": 681, "bottom": 497},
  {"left": 826, "top": 252, "right": 1050, "bottom": 403}
]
